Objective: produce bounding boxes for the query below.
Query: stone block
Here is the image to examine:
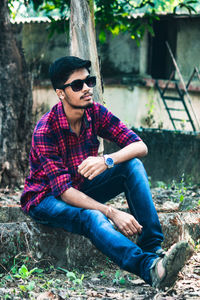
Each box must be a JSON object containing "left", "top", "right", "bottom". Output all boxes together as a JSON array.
[
  {"left": 0, "top": 204, "right": 28, "bottom": 223},
  {"left": 0, "top": 206, "right": 199, "bottom": 271},
  {"left": 159, "top": 211, "right": 200, "bottom": 248},
  {"left": 0, "top": 221, "right": 105, "bottom": 271}
]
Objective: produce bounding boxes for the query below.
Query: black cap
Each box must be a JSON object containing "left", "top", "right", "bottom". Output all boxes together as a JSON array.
[{"left": 49, "top": 56, "right": 91, "bottom": 90}]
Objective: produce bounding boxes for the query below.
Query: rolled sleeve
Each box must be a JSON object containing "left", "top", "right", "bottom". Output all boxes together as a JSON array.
[
  {"left": 34, "top": 131, "right": 72, "bottom": 197},
  {"left": 97, "top": 104, "right": 141, "bottom": 148}
]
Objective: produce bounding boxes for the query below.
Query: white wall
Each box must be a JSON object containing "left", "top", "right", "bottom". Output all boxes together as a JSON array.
[{"left": 33, "top": 84, "right": 200, "bottom": 131}]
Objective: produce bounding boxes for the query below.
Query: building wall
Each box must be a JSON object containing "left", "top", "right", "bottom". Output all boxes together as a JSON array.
[
  {"left": 20, "top": 22, "right": 141, "bottom": 81},
  {"left": 13, "top": 18, "right": 200, "bottom": 132},
  {"left": 104, "top": 129, "right": 200, "bottom": 185},
  {"left": 97, "top": 31, "right": 140, "bottom": 77},
  {"left": 33, "top": 83, "right": 200, "bottom": 131},
  {"left": 21, "top": 22, "right": 70, "bottom": 80},
  {"left": 176, "top": 18, "right": 200, "bottom": 80}
]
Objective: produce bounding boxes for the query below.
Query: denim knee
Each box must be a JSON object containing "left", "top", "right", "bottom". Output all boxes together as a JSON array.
[
  {"left": 125, "top": 157, "right": 143, "bottom": 169},
  {"left": 122, "top": 158, "right": 146, "bottom": 177},
  {"left": 81, "top": 209, "right": 110, "bottom": 236},
  {"left": 82, "top": 209, "right": 107, "bottom": 226}
]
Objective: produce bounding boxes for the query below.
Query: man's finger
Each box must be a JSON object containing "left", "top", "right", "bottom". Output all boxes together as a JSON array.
[
  {"left": 88, "top": 169, "right": 101, "bottom": 180},
  {"left": 131, "top": 219, "right": 143, "bottom": 234},
  {"left": 83, "top": 170, "right": 92, "bottom": 178},
  {"left": 124, "top": 227, "right": 136, "bottom": 237},
  {"left": 126, "top": 220, "right": 143, "bottom": 235},
  {"left": 78, "top": 157, "right": 90, "bottom": 170},
  {"left": 78, "top": 162, "right": 86, "bottom": 171},
  {"left": 78, "top": 164, "right": 91, "bottom": 175},
  {"left": 127, "top": 224, "right": 138, "bottom": 235}
]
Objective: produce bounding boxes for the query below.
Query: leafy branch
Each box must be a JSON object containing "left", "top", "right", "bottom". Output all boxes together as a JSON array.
[{"left": 8, "top": 0, "right": 199, "bottom": 43}]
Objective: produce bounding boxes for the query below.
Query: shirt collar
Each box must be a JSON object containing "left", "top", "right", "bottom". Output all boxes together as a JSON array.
[{"left": 57, "top": 101, "right": 92, "bottom": 130}]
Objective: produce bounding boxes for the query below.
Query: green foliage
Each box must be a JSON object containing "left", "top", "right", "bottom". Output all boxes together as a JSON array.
[
  {"left": 113, "top": 270, "right": 126, "bottom": 285},
  {"left": 170, "top": 174, "right": 188, "bottom": 203},
  {"left": 0, "top": 260, "right": 44, "bottom": 296},
  {"left": 9, "top": 0, "right": 199, "bottom": 44},
  {"left": 11, "top": 264, "right": 43, "bottom": 279},
  {"left": 99, "top": 270, "right": 107, "bottom": 278},
  {"left": 148, "top": 176, "right": 152, "bottom": 188},
  {"left": 156, "top": 180, "right": 167, "bottom": 189},
  {"left": 33, "top": 0, "right": 70, "bottom": 37},
  {"left": 195, "top": 239, "right": 200, "bottom": 251},
  {"left": 18, "top": 280, "right": 35, "bottom": 292},
  {"left": 174, "top": 0, "right": 198, "bottom": 14},
  {"left": 57, "top": 267, "right": 84, "bottom": 286},
  {"left": 0, "top": 257, "right": 87, "bottom": 298}
]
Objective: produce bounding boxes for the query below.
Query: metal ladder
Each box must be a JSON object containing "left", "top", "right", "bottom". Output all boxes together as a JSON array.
[
  {"left": 155, "top": 42, "right": 200, "bottom": 132},
  {"left": 155, "top": 71, "right": 196, "bottom": 131}
]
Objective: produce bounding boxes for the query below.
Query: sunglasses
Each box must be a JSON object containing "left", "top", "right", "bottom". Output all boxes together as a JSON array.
[{"left": 60, "top": 76, "right": 96, "bottom": 92}]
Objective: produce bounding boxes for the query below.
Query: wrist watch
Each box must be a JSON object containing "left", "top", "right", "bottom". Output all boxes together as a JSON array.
[{"left": 103, "top": 154, "right": 114, "bottom": 168}]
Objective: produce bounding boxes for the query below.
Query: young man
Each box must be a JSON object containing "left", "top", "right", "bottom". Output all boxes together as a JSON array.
[{"left": 21, "top": 56, "right": 193, "bottom": 289}]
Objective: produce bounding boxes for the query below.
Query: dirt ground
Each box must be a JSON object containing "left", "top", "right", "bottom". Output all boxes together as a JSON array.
[
  {"left": 0, "top": 183, "right": 200, "bottom": 299},
  {"left": 0, "top": 248, "right": 199, "bottom": 299}
]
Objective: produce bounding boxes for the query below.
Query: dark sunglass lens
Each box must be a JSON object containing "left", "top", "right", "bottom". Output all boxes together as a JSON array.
[
  {"left": 71, "top": 80, "right": 84, "bottom": 92},
  {"left": 86, "top": 76, "right": 96, "bottom": 87}
]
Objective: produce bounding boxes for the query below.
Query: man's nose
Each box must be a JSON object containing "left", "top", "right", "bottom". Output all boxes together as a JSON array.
[{"left": 82, "top": 82, "right": 90, "bottom": 91}]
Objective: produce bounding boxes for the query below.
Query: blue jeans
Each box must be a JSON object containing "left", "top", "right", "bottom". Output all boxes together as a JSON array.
[{"left": 29, "top": 158, "right": 164, "bottom": 284}]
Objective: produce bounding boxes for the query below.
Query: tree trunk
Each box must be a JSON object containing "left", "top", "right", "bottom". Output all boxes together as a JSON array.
[
  {"left": 0, "top": 0, "right": 33, "bottom": 187},
  {"left": 70, "top": 0, "right": 104, "bottom": 152}
]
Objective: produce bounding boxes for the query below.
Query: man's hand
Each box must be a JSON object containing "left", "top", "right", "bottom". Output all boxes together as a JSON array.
[
  {"left": 108, "top": 207, "right": 143, "bottom": 237},
  {"left": 78, "top": 156, "right": 107, "bottom": 180}
]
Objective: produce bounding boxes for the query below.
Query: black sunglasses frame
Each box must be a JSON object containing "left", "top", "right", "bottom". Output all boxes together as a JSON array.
[{"left": 60, "top": 76, "right": 96, "bottom": 92}]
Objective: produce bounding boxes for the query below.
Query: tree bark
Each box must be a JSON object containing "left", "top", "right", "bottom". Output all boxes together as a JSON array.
[
  {"left": 70, "top": 0, "right": 103, "bottom": 103},
  {"left": 0, "top": 0, "right": 33, "bottom": 187},
  {"left": 70, "top": 0, "right": 104, "bottom": 153}
]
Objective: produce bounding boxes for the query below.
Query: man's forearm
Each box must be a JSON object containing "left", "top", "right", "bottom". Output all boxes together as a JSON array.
[
  {"left": 61, "top": 142, "right": 147, "bottom": 210},
  {"left": 109, "top": 140, "right": 148, "bottom": 165},
  {"left": 61, "top": 187, "right": 108, "bottom": 215},
  {"left": 60, "top": 186, "right": 142, "bottom": 237},
  {"left": 77, "top": 141, "right": 147, "bottom": 181}
]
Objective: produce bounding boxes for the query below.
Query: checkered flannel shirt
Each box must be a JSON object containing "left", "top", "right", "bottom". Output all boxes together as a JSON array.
[{"left": 21, "top": 101, "right": 141, "bottom": 213}]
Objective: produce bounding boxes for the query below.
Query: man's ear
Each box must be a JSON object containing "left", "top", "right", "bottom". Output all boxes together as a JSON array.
[{"left": 56, "top": 89, "right": 64, "bottom": 100}]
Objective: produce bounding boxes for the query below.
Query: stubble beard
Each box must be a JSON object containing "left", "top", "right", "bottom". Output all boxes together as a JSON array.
[
  {"left": 65, "top": 92, "right": 94, "bottom": 109},
  {"left": 67, "top": 102, "right": 93, "bottom": 109}
]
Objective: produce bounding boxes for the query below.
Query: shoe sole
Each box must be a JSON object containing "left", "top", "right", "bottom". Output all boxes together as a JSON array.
[{"left": 153, "top": 241, "right": 194, "bottom": 289}]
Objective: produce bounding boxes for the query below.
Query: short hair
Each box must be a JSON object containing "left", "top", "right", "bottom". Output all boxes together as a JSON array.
[{"left": 49, "top": 56, "right": 91, "bottom": 90}]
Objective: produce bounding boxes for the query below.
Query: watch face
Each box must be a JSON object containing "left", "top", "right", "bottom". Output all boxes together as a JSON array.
[{"left": 106, "top": 157, "right": 114, "bottom": 166}]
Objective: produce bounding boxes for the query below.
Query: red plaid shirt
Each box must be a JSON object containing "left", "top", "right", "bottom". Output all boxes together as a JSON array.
[{"left": 21, "top": 101, "right": 141, "bottom": 213}]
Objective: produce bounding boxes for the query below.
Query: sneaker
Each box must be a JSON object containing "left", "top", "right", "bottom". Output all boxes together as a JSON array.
[{"left": 150, "top": 241, "right": 194, "bottom": 290}]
